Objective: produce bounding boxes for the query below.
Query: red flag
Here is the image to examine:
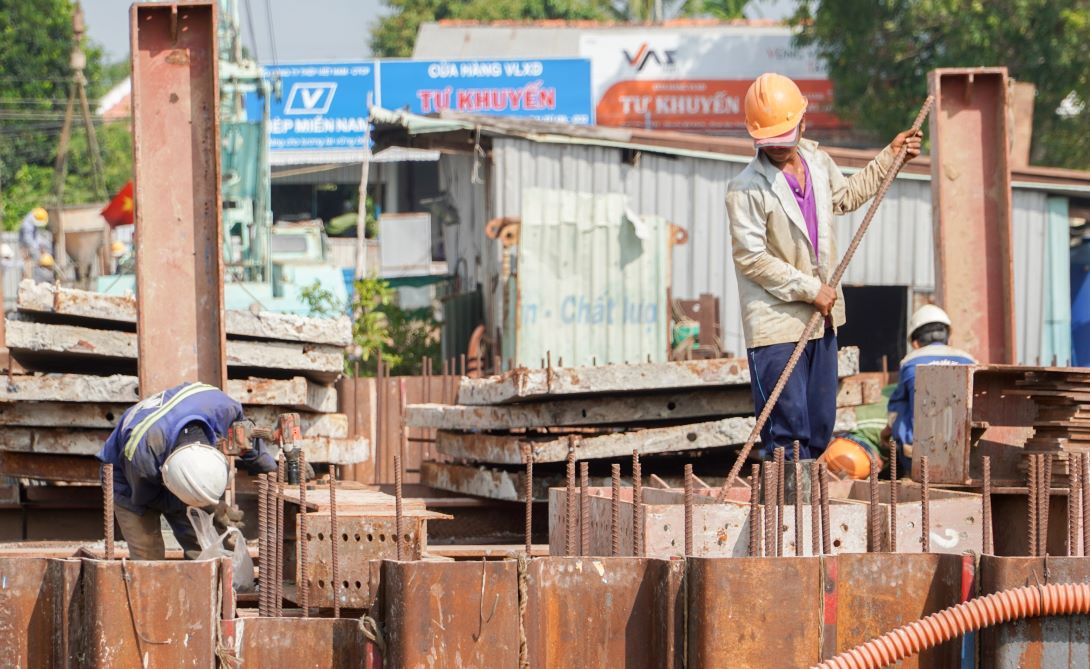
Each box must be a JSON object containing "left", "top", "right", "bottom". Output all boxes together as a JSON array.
[{"left": 101, "top": 181, "right": 134, "bottom": 228}]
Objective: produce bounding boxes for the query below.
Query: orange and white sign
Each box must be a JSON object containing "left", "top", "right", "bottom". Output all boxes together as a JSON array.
[{"left": 580, "top": 27, "right": 846, "bottom": 132}]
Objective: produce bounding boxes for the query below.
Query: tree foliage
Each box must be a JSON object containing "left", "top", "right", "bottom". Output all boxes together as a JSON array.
[
  {"left": 793, "top": 0, "right": 1090, "bottom": 169},
  {"left": 371, "top": 0, "right": 746, "bottom": 57}
]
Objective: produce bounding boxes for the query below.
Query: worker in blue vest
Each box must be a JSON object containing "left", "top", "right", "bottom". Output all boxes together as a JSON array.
[
  {"left": 882, "top": 305, "right": 976, "bottom": 474},
  {"left": 97, "top": 382, "right": 277, "bottom": 560}
]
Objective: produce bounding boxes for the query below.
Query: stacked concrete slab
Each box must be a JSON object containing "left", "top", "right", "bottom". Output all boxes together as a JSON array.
[
  {"left": 0, "top": 280, "right": 363, "bottom": 482},
  {"left": 406, "top": 348, "right": 878, "bottom": 501}
]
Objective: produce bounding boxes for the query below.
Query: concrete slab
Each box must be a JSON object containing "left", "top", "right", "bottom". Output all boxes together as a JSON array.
[
  {"left": 457, "top": 346, "right": 859, "bottom": 404},
  {"left": 18, "top": 279, "right": 352, "bottom": 346},
  {"left": 435, "top": 408, "right": 859, "bottom": 464}
]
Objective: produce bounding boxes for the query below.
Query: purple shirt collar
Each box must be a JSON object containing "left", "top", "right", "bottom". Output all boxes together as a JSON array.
[{"left": 781, "top": 157, "right": 819, "bottom": 259}]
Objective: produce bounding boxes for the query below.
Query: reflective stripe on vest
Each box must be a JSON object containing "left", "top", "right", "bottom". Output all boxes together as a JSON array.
[{"left": 123, "top": 383, "right": 218, "bottom": 460}]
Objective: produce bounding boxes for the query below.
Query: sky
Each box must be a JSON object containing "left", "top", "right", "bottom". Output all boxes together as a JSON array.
[{"left": 82, "top": 0, "right": 387, "bottom": 63}]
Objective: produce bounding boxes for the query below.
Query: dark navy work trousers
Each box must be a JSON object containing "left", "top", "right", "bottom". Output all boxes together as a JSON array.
[{"left": 747, "top": 327, "right": 838, "bottom": 460}]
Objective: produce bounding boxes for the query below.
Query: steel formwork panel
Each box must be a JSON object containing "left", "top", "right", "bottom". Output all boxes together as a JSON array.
[
  {"left": 929, "top": 68, "right": 1015, "bottom": 364},
  {"left": 131, "top": 1, "right": 226, "bottom": 396}
]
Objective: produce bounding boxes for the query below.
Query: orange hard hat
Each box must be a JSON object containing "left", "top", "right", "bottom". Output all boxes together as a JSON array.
[
  {"left": 744, "top": 73, "right": 808, "bottom": 140},
  {"left": 820, "top": 437, "right": 872, "bottom": 480}
]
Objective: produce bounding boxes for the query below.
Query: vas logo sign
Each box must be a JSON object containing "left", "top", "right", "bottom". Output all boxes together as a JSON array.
[
  {"left": 284, "top": 82, "right": 337, "bottom": 115},
  {"left": 623, "top": 43, "right": 678, "bottom": 71}
]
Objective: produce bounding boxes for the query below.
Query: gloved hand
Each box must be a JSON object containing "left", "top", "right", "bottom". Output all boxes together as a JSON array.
[
  {"left": 237, "top": 437, "right": 277, "bottom": 474},
  {"left": 213, "top": 500, "right": 246, "bottom": 531}
]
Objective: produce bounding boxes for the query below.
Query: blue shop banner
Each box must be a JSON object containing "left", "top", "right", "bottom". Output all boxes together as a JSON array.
[{"left": 378, "top": 59, "right": 593, "bottom": 125}]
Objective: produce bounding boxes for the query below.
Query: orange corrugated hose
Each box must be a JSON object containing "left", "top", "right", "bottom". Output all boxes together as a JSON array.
[{"left": 815, "top": 583, "right": 1090, "bottom": 669}]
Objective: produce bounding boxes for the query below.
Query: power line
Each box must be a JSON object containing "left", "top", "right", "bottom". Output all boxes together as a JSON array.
[
  {"left": 263, "top": 0, "right": 280, "bottom": 68},
  {"left": 242, "top": 0, "right": 262, "bottom": 59}
]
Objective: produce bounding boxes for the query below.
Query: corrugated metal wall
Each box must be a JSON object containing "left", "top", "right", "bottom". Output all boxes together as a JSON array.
[{"left": 440, "top": 138, "right": 1068, "bottom": 365}]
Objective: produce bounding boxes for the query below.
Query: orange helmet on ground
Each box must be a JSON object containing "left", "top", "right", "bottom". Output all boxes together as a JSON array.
[
  {"left": 744, "top": 73, "right": 808, "bottom": 140},
  {"left": 820, "top": 437, "right": 872, "bottom": 480}
]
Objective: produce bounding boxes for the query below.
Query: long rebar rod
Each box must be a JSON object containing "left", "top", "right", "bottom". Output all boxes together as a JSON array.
[
  {"left": 775, "top": 447, "right": 785, "bottom": 557},
  {"left": 819, "top": 463, "right": 831, "bottom": 555},
  {"left": 257, "top": 474, "right": 269, "bottom": 617},
  {"left": 298, "top": 450, "right": 309, "bottom": 617},
  {"left": 750, "top": 463, "right": 761, "bottom": 556},
  {"left": 764, "top": 467, "right": 776, "bottom": 557},
  {"left": 810, "top": 462, "right": 820, "bottom": 556},
  {"left": 633, "top": 450, "right": 643, "bottom": 557},
  {"left": 921, "top": 455, "right": 930, "bottom": 553},
  {"left": 102, "top": 463, "right": 114, "bottom": 560},
  {"left": 1041, "top": 454, "right": 1053, "bottom": 557},
  {"left": 1070, "top": 457, "right": 1078, "bottom": 557},
  {"left": 716, "top": 95, "right": 934, "bottom": 499},
  {"left": 579, "top": 462, "right": 590, "bottom": 556},
  {"left": 275, "top": 456, "right": 285, "bottom": 618},
  {"left": 524, "top": 446, "right": 533, "bottom": 556},
  {"left": 565, "top": 444, "right": 576, "bottom": 556},
  {"left": 684, "top": 463, "right": 694, "bottom": 557},
  {"left": 1082, "top": 454, "right": 1090, "bottom": 557},
  {"left": 1028, "top": 454, "right": 1038, "bottom": 556},
  {"left": 889, "top": 440, "right": 898, "bottom": 553},
  {"left": 395, "top": 453, "right": 405, "bottom": 561},
  {"left": 793, "top": 442, "right": 802, "bottom": 557},
  {"left": 329, "top": 466, "right": 340, "bottom": 618},
  {"left": 1074, "top": 454, "right": 1083, "bottom": 557},
  {"left": 982, "top": 456, "right": 993, "bottom": 555},
  {"left": 610, "top": 464, "right": 621, "bottom": 557}
]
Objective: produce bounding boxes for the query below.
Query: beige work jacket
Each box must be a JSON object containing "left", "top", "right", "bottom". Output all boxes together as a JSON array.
[{"left": 726, "top": 138, "right": 896, "bottom": 348}]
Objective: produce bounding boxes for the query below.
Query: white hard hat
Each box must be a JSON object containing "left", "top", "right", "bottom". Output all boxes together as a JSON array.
[
  {"left": 0, "top": 244, "right": 13, "bottom": 260},
  {"left": 909, "top": 304, "right": 952, "bottom": 338},
  {"left": 161, "top": 442, "right": 228, "bottom": 508}
]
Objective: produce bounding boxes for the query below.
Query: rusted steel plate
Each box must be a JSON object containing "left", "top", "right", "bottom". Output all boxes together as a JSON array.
[
  {"left": 837, "top": 480, "right": 983, "bottom": 554},
  {"left": 0, "top": 451, "right": 100, "bottom": 482},
  {"left": 929, "top": 68, "right": 1015, "bottom": 364},
  {"left": 382, "top": 560, "right": 520, "bottom": 668},
  {"left": 525, "top": 557, "right": 683, "bottom": 668},
  {"left": 132, "top": 1, "right": 226, "bottom": 396},
  {"left": 75, "top": 558, "right": 220, "bottom": 667},
  {"left": 980, "top": 555, "right": 1090, "bottom": 668},
  {"left": 234, "top": 617, "right": 375, "bottom": 668},
  {"left": 688, "top": 557, "right": 822, "bottom": 667},
  {"left": 303, "top": 516, "right": 418, "bottom": 609},
  {"left": 836, "top": 553, "right": 967, "bottom": 667},
  {"left": 458, "top": 347, "right": 859, "bottom": 404},
  {"left": 0, "top": 558, "right": 81, "bottom": 668}
]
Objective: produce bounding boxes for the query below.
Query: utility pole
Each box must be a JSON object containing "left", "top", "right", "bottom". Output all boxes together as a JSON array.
[{"left": 51, "top": 1, "right": 107, "bottom": 279}]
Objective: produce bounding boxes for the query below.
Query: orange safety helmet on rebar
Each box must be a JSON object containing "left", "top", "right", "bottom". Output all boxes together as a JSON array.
[
  {"left": 819, "top": 437, "right": 873, "bottom": 480},
  {"left": 744, "top": 73, "right": 808, "bottom": 141}
]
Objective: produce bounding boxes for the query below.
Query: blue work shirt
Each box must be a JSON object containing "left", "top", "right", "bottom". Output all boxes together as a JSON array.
[
  {"left": 888, "top": 344, "right": 976, "bottom": 446},
  {"left": 97, "top": 382, "right": 269, "bottom": 514}
]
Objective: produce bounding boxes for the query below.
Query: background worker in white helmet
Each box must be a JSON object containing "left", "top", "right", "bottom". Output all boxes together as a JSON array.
[
  {"left": 727, "top": 72, "right": 922, "bottom": 460},
  {"left": 96, "top": 382, "right": 278, "bottom": 559},
  {"left": 19, "top": 207, "right": 49, "bottom": 278},
  {"left": 881, "top": 305, "right": 976, "bottom": 473}
]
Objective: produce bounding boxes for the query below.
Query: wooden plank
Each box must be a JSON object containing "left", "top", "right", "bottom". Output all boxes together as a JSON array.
[
  {"left": 6, "top": 320, "right": 344, "bottom": 383},
  {"left": 0, "top": 374, "right": 337, "bottom": 413},
  {"left": 19, "top": 279, "right": 351, "bottom": 346},
  {"left": 457, "top": 346, "right": 860, "bottom": 404},
  {"left": 435, "top": 409, "right": 861, "bottom": 464},
  {"left": 406, "top": 388, "right": 756, "bottom": 430}
]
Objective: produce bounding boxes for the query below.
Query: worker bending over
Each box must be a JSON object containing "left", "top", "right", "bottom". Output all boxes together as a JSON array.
[
  {"left": 882, "top": 305, "right": 975, "bottom": 473},
  {"left": 727, "top": 73, "right": 921, "bottom": 459},
  {"left": 97, "top": 382, "right": 277, "bottom": 559}
]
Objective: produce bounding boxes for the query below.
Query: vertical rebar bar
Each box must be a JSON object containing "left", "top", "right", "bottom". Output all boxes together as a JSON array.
[
  {"left": 610, "top": 463, "right": 621, "bottom": 557},
  {"left": 810, "top": 462, "right": 820, "bottom": 556},
  {"left": 1069, "top": 456, "right": 1078, "bottom": 557},
  {"left": 869, "top": 453, "right": 880, "bottom": 552},
  {"left": 298, "top": 450, "right": 309, "bottom": 617},
  {"left": 276, "top": 456, "right": 285, "bottom": 617},
  {"left": 1072, "top": 454, "right": 1082, "bottom": 557},
  {"left": 579, "top": 462, "right": 590, "bottom": 555},
  {"left": 920, "top": 455, "right": 930, "bottom": 553},
  {"left": 793, "top": 442, "right": 802, "bottom": 557},
  {"left": 750, "top": 463, "right": 761, "bottom": 557},
  {"left": 329, "top": 466, "right": 340, "bottom": 618},
  {"left": 395, "top": 453, "right": 404, "bottom": 562},
  {"left": 684, "top": 463, "right": 694, "bottom": 557},
  {"left": 763, "top": 466, "right": 776, "bottom": 557},
  {"left": 565, "top": 443, "right": 576, "bottom": 557},
  {"left": 1081, "top": 453, "right": 1089, "bottom": 557},
  {"left": 1041, "top": 453, "right": 1053, "bottom": 557},
  {"left": 1028, "top": 454, "right": 1039, "bottom": 557},
  {"left": 889, "top": 439, "right": 898, "bottom": 553},
  {"left": 819, "top": 463, "right": 831, "bottom": 555},
  {"left": 983, "top": 455, "right": 993, "bottom": 555},
  {"left": 524, "top": 446, "right": 533, "bottom": 556},
  {"left": 102, "top": 463, "right": 114, "bottom": 560},
  {"left": 632, "top": 450, "right": 643, "bottom": 557},
  {"left": 257, "top": 474, "right": 269, "bottom": 617},
  {"left": 774, "top": 447, "right": 785, "bottom": 557},
  {"left": 398, "top": 378, "right": 408, "bottom": 493}
]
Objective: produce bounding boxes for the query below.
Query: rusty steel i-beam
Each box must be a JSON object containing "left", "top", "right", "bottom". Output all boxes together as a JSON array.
[{"left": 131, "top": 1, "right": 227, "bottom": 396}]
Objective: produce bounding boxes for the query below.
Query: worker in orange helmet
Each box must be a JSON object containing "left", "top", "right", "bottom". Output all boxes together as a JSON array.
[{"left": 727, "top": 73, "right": 922, "bottom": 460}]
